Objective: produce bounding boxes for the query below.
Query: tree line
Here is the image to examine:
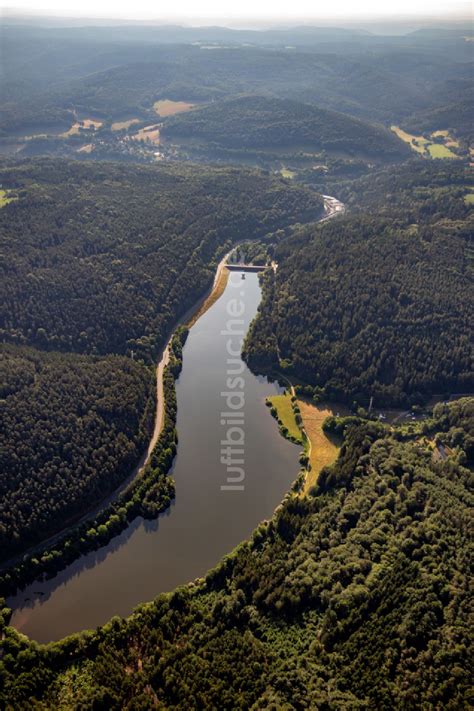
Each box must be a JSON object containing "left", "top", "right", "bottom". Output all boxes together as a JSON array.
[{"left": 0, "top": 157, "right": 323, "bottom": 563}]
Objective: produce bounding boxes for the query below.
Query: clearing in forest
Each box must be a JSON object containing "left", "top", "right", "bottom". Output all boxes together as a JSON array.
[
  {"left": 391, "top": 125, "right": 428, "bottom": 154},
  {"left": 267, "top": 392, "right": 303, "bottom": 443},
  {"left": 132, "top": 125, "right": 160, "bottom": 144},
  {"left": 111, "top": 118, "right": 140, "bottom": 131},
  {"left": 392, "top": 125, "right": 460, "bottom": 159},
  {"left": 153, "top": 100, "right": 194, "bottom": 117},
  {"left": 62, "top": 119, "right": 103, "bottom": 137},
  {"left": 298, "top": 401, "right": 341, "bottom": 495},
  {"left": 428, "top": 143, "right": 458, "bottom": 159},
  {"left": 0, "top": 189, "right": 17, "bottom": 208},
  {"left": 431, "top": 129, "right": 459, "bottom": 147}
]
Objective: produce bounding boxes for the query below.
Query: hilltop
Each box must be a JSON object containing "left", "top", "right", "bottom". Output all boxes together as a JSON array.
[{"left": 161, "top": 95, "right": 410, "bottom": 161}]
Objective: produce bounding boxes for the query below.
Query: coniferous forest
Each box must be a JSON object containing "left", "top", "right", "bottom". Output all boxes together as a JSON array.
[
  {"left": 161, "top": 95, "right": 410, "bottom": 159},
  {"left": 2, "top": 399, "right": 472, "bottom": 708},
  {"left": 244, "top": 162, "right": 473, "bottom": 406},
  {"left": 0, "top": 15, "right": 473, "bottom": 711},
  {"left": 0, "top": 158, "right": 322, "bottom": 559},
  {"left": 0, "top": 159, "right": 322, "bottom": 359},
  {"left": 0, "top": 345, "right": 154, "bottom": 561}
]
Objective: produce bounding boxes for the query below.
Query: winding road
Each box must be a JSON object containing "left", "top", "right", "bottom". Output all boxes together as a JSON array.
[
  {"left": 147, "top": 247, "right": 233, "bottom": 467},
  {"left": 2, "top": 195, "right": 344, "bottom": 573},
  {"left": 146, "top": 195, "right": 344, "bottom": 478}
]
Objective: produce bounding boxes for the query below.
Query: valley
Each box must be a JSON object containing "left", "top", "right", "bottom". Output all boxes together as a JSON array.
[
  {"left": 0, "top": 15, "right": 472, "bottom": 710},
  {"left": 8, "top": 271, "right": 300, "bottom": 642}
]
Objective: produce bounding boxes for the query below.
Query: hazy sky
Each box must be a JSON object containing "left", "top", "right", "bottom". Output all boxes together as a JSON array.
[{"left": 3, "top": 0, "right": 471, "bottom": 23}]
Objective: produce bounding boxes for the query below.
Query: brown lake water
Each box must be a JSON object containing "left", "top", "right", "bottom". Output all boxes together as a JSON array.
[{"left": 9, "top": 271, "right": 300, "bottom": 643}]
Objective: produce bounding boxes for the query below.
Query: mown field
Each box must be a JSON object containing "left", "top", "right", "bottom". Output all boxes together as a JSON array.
[
  {"left": 391, "top": 124, "right": 461, "bottom": 159},
  {"left": 299, "top": 400, "right": 342, "bottom": 494},
  {"left": 154, "top": 99, "right": 195, "bottom": 117},
  {"left": 267, "top": 392, "right": 304, "bottom": 444}
]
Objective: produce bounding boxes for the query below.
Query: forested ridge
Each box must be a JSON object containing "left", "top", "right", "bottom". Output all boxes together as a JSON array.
[
  {"left": 0, "top": 345, "right": 154, "bottom": 562},
  {"left": 1, "top": 399, "right": 472, "bottom": 708},
  {"left": 402, "top": 81, "right": 474, "bottom": 143},
  {"left": 244, "top": 162, "right": 474, "bottom": 406},
  {"left": 1, "top": 25, "right": 471, "bottom": 134},
  {"left": 334, "top": 160, "right": 474, "bottom": 215},
  {"left": 0, "top": 158, "right": 323, "bottom": 359},
  {"left": 162, "top": 96, "right": 409, "bottom": 160}
]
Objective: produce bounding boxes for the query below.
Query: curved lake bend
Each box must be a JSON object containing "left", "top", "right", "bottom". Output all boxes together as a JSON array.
[{"left": 9, "top": 271, "right": 300, "bottom": 643}]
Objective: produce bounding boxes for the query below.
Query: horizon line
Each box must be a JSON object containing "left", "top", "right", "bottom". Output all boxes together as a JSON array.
[{"left": 2, "top": 8, "right": 472, "bottom": 28}]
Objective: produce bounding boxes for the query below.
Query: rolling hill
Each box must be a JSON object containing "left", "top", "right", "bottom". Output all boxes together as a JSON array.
[{"left": 161, "top": 95, "right": 411, "bottom": 160}]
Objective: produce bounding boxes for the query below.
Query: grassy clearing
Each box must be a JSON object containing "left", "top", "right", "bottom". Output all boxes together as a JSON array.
[
  {"left": 77, "top": 144, "right": 94, "bottom": 153},
  {"left": 432, "top": 129, "right": 460, "bottom": 148},
  {"left": 392, "top": 125, "right": 461, "bottom": 159},
  {"left": 111, "top": 118, "right": 140, "bottom": 131},
  {"left": 428, "top": 143, "right": 458, "bottom": 159},
  {"left": 132, "top": 125, "right": 160, "bottom": 144},
  {"left": 153, "top": 100, "right": 194, "bottom": 117},
  {"left": 267, "top": 393, "right": 303, "bottom": 444},
  {"left": 391, "top": 125, "right": 428, "bottom": 154},
  {"left": 298, "top": 401, "right": 341, "bottom": 495},
  {"left": 464, "top": 193, "right": 474, "bottom": 205},
  {"left": 62, "top": 119, "right": 102, "bottom": 137},
  {"left": 0, "top": 189, "right": 17, "bottom": 208},
  {"left": 280, "top": 167, "right": 296, "bottom": 179}
]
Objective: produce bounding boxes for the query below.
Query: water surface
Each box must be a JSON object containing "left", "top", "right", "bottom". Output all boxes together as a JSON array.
[{"left": 10, "top": 272, "right": 299, "bottom": 643}]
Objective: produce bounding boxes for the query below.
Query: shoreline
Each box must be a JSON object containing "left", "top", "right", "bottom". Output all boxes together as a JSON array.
[
  {"left": 0, "top": 247, "right": 238, "bottom": 574},
  {"left": 2, "top": 195, "right": 342, "bottom": 577}
]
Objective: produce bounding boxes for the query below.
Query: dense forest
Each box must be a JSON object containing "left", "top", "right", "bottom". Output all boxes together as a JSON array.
[
  {"left": 0, "top": 157, "right": 322, "bottom": 558},
  {"left": 161, "top": 96, "right": 410, "bottom": 160},
  {"left": 1, "top": 19, "right": 472, "bottom": 709},
  {"left": 0, "top": 25, "right": 471, "bottom": 135},
  {"left": 334, "top": 160, "right": 474, "bottom": 214},
  {"left": 1, "top": 398, "right": 472, "bottom": 708},
  {"left": 244, "top": 162, "right": 473, "bottom": 406},
  {"left": 0, "top": 331, "right": 186, "bottom": 590},
  {"left": 0, "top": 158, "right": 323, "bottom": 359},
  {"left": 402, "top": 81, "right": 474, "bottom": 143},
  {"left": 0, "top": 345, "right": 154, "bottom": 562}
]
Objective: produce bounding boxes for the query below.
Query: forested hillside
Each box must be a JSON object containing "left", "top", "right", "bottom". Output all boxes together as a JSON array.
[
  {"left": 0, "top": 346, "right": 154, "bottom": 562},
  {"left": 244, "top": 162, "right": 473, "bottom": 406},
  {"left": 161, "top": 96, "right": 409, "bottom": 160},
  {"left": 0, "top": 158, "right": 322, "bottom": 558},
  {"left": 1, "top": 21, "right": 472, "bottom": 709},
  {"left": 402, "top": 81, "right": 474, "bottom": 143},
  {"left": 1, "top": 25, "right": 471, "bottom": 135},
  {"left": 0, "top": 159, "right": 323, "bottom": 360},
  {"left": 334, "top": 160, "right": 473, "bottom": 213},
  {"left": 2, "top": 399, "right": 472, "bottom": 708}
]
